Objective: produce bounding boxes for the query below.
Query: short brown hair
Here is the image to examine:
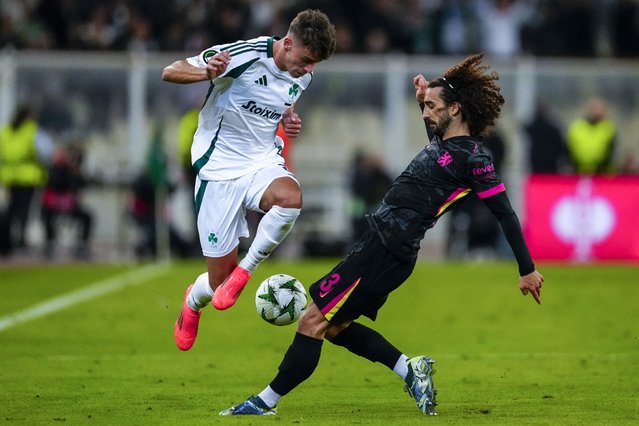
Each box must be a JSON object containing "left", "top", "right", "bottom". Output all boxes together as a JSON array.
[
  {"left": 288, "top": 9, "right": 337, "bottom": 61},
  {"left": 429, "top": 53, "right": 505, "bottom": 137}
]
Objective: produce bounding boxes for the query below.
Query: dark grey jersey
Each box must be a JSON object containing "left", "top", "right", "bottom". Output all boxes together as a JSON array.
[{"left": 368, "top": 135, "right": 505, "bottom": 262}]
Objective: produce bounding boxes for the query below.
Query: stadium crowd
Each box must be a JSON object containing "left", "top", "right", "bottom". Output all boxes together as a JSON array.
[{"left": 1, "top": 0, "right": 639, "bottom": 57}]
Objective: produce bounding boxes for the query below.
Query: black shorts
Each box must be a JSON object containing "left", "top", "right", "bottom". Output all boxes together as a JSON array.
[{"left": 308, "top": 230, "right": 415, "bottom": 325}]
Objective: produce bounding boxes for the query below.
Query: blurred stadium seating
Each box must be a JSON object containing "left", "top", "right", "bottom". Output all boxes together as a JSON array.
[{"left": 1, "top": 1, "right": 638, "bottom": 262}]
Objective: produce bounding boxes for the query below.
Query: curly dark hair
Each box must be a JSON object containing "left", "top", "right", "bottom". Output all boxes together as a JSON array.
[{"left": 429, "top": 53, "right": 505, "bottom": 137}]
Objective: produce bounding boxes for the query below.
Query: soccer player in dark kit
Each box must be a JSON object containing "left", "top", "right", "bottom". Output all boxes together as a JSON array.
[{"left": 220, "top": 53, "right": 544, "bottom": 417}]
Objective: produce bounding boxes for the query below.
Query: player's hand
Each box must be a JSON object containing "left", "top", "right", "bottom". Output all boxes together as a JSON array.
[
  {"left": 413, "top": 74, "right": 429, "bottom": 103},
  {"left": 282, "top": 108, "right": 302, "bottom": 139},
  {"left": 206, "top": 51, "right": 231, "bottom": 79},
  {"left": 519, "top": 270, "right": 544, "bottom": 305}
]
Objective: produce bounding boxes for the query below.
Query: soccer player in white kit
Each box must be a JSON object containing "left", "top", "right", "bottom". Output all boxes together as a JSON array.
[{"left": 162, "top": 9, "right": 336, "bottom": 351}]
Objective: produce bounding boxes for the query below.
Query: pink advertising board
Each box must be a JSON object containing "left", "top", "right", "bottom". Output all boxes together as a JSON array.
[{"left": 524, "top": 175, "right": 639, "bottom": 262}]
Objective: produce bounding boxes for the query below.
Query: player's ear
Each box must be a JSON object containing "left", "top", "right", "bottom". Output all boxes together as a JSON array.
[
  {"left": 283, "top": 36, "right": 293, "bottom": 51},
  {"left": 450, "top": 101, "right": 461, "bottom": 116}
]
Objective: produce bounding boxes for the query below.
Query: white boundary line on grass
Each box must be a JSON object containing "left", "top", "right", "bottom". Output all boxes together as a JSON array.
[{"left": 0, "top": 262, "right": 171, "bottom": 332}]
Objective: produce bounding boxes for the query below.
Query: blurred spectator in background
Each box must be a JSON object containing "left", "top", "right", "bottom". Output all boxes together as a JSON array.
[
  {"left": 208, "top": 0, "right": 251, "bottom": 44},
  {"left": 0, "top": 0, "right": 630, "bottom": 58},
  {"left": 177, "top": 96, "right": 204, "bottom": 247},
  {"left": 364, "top": 27, "right": 391, "bottom": 54},
  {"left": 177, "top": 105, "right": 199, "bottom": 191},
  {"left": 520, "top": 0, "right": 565, "bottom": 56},
  {"left": 522, "top": 0, "right": 596, "bottom": 57},
  {"left": 524, "top": 101, "right": 569, "bottom": 174},
  {"left": 129, "top": 171, "right": 192, "bottom": 259},
  {"left": 78, "top": 3, "right": 119, "bottom": 50},
  {"left": 130, "top": 123, "right": 192, "bottom": 259},
  {"left": 177, "top": 97, "right": 205, "bottom": 253},
  {"left": 41, "top": 144, "right": 93, "bottom": 260},
  {"left": 567, "top": 97, "right": 617, "bottom": 174},
  {"left": 482, "top": 126, "right": 506, "bottom": 178},
  {"left": 0, "top": 104, "right": 53, "bottom": 256},
  {"left": 427, "top": 0, "right": 481, "bottom": 55},
  {"left": 333, "top": 18, "right": 356, "bottom": 53},
  {"left": 0, "top": 0, "right": 54, "bottom": 49},
  {"left": 125, "top": 12, "right": 158, "bottom": 52},
  {"left": 349, "top": 150, "right": 393, "bottom": 243},
  {"left": 476, "top": 0, "right": 534, "bottom": 58}
]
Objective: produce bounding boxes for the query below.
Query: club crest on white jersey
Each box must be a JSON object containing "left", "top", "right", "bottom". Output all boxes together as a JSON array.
[{"left": 187, "top": 36, "right": 312, "bottom": 181}]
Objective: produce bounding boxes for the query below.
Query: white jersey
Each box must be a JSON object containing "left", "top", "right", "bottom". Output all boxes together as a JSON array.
[{"left": 186, "top": 36, "right": 312, "bottom": 181}]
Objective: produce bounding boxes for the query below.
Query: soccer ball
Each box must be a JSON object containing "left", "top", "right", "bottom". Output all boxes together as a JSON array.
[{"left": 255, "top": 274, "right": 307, "bottom": 326}]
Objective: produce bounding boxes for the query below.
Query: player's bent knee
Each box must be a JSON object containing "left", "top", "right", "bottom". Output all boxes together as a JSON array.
[
  {"left": 275, "top": 197, "right": 302, "bottom": 209},
  {"left": 272, "top": 188, "right": 302, "bottom": 209},
  {"left": 297, "top": 302, "right": 329, "bottom": 339},
  {"left": 262, "top": 177, "right": 303, "bottom": 210}
]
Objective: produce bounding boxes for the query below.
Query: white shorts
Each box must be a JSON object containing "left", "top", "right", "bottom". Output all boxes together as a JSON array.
[{"left": 194, "top": 164, "right": 298, "bottom": 257}]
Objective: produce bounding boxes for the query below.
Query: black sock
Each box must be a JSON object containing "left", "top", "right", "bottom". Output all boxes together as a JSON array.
[
  {"left": 329, "top": 322, "right": 402, "bottom": 370},
  {"left": 269, "top": 332, "right": 323, "bottom": 396}
]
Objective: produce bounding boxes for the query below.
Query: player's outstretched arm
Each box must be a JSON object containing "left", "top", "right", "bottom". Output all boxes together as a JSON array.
[
  {"left": 162, "top": 59, "right": 209, "bottom": 84},
  {"left": 481, "top": 192, "right": 545, "bottom": 305},
  {"left": 519, "top": 270, "right": 544, "bottom": 304},
  {"left": 162, "top": 51, "right": 231, "bottom": 84}
]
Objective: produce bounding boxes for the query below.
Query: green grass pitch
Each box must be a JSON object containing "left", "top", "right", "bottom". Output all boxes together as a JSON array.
[{"left": 1, "top": 259, "right": 638, "bottom": 424}]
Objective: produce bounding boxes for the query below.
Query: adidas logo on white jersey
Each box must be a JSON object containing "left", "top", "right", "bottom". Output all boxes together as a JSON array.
[{"left": 254, "top": 75, "right": 268, "bottom": 86}]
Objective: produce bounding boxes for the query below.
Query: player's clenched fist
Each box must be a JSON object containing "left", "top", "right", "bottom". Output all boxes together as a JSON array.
[
  {"left": 206, "top": 51, "right": 231, "bottom": 79},
  {"left": 282, "top": 108, "right": 302, "bottom": 139}
]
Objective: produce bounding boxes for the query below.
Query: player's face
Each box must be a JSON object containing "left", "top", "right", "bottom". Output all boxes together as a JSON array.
[
  {"left": 284, "top": 39, "right": 321, "bottom": 78},
  {"left": 422, "top": 86, "right": 454, "bottom": 137}
]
